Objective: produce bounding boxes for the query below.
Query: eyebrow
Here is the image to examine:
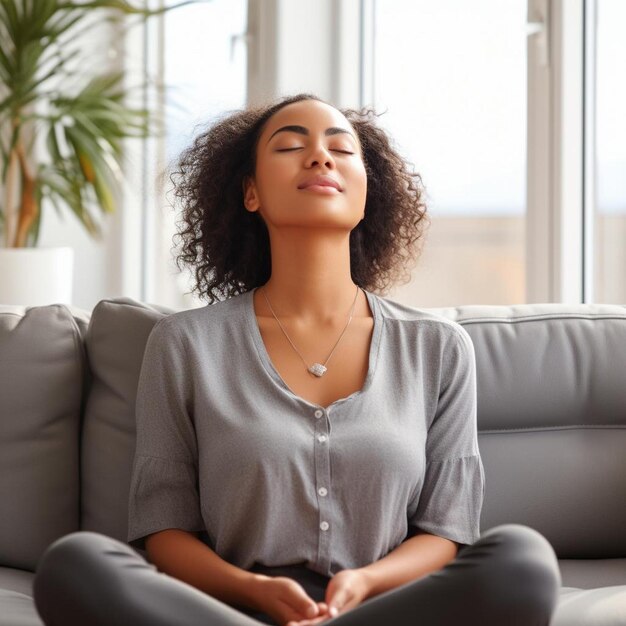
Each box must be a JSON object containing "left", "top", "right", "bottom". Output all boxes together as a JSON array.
[{"left": 266, "top": 125, "right": 357, "bottom": 145}]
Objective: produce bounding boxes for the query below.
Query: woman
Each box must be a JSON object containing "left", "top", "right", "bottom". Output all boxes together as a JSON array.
[{"left": 33, "top": 93, "right": 561, "bottom": 626}]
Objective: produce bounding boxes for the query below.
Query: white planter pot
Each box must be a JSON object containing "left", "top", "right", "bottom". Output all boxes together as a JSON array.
[{"left": 0, "top": 246, "right": 74, "bottom": 306}]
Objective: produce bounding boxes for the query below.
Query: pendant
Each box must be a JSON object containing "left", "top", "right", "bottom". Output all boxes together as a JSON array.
[{"left": 308, "top": 363, "right": 327, "bottom": 377}]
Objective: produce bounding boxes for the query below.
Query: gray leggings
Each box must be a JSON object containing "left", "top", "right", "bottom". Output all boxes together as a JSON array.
[{"left": 33, "top": 523, "right": 561, "bottom": 626}]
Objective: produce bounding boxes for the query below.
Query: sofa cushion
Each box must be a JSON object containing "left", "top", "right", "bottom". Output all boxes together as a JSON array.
[
  {"left": 80, "top": 297, "right": 176, "bottom": 555},
  {"left": 0, "top": 304, "right": 90, "bottom": 572},
  {"left": 430, "top": 303, "right": 626, "bottom": 559},
  {"left": 0, "top": 567, "right": 43, "bottom": 626},
  {"left": 0, "top": 567, "right": 35, "bottom": 599},
  {"left": 0, "top": 589, "right": 43, "bottom": 626},
  {"left": 551, "top": 585, "right": 626, "bottom": 626},
  {"left": 558, "top": 558, "right": 626, "bottom": 589}
]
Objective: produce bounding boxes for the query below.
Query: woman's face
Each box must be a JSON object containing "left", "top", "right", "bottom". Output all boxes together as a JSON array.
[{"left": 243, "top": 99, "right": 367, "bottom": 231}]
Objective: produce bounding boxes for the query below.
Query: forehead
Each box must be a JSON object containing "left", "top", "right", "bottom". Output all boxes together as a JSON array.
[{"left": 260, "top": 99, "right": 357, "bottom": 142}]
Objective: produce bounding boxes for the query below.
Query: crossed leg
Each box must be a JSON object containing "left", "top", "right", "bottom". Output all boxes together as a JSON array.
[
  {"left": 33, "top": 531, "right": 261, "bottom": 626},
  {"left": 33, "top": 523, "right": 561, "bottom": 626},
  {"left": 328, "top": 523, "right": 561, "bottom": 626}
]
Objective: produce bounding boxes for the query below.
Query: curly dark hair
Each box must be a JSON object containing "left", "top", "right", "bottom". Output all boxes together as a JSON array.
[{"left": 168, "top": 93, "right": 430, "bottom": 304}]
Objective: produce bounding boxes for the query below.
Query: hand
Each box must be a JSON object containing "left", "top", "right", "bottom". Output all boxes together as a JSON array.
[
  {"left": 251, "top": 574, "right": 331, "bottom": 626},
  {"left": 285, "top": 601, "right": 334, "bottom": 626},
  {"left": 285, "top": 569, "right": 371, "bottom": 626}
]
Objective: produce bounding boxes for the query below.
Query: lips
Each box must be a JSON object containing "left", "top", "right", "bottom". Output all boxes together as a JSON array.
[{"left": 297, "top": 174, "right": 342, "bottom": 192}]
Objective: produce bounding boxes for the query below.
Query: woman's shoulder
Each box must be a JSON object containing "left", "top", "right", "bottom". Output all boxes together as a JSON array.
[
  {"left": 373, "top": 291, "right": 470, "bottom": 342},
  {"left": 157, "top": 290, "right": 250, "bottom": 335}
]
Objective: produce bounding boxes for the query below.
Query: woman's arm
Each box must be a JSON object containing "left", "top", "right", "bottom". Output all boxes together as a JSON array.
[
  {"left": 357, "top": 531, "right": 458, "bottom": 600},
  {"left": 146, "top": 529, "right": 266, "bottom": 612}
]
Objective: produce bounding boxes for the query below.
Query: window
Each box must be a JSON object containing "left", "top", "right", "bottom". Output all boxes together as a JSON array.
[
  {"left": 372, "top": 0, "right": 527, "bottom": 306},
  {"left": 126, "top": 1, "right": 623, "bottom": 309},
  {"left": 137, "top": 0, "right": 248, "bottom": 310},
  {"left": 591, "top": 0, "right": 626, "bottom": 304}
]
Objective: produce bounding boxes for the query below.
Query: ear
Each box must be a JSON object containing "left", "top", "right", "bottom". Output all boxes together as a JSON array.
[{"left": 243, "top": 176, "right": 260, "bottom": 212}]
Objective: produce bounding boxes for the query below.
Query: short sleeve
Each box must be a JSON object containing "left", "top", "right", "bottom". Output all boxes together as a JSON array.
[
  {"left": 408, "top": 325, "right": 485, "bottom": 547},
  {"left": 127, "top": 317, "right": 204, "bottom": 551}
]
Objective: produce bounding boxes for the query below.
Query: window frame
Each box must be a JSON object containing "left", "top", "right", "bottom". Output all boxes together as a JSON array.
[{"left": 527, "top": 0, "right": 586, "bottom": 304}]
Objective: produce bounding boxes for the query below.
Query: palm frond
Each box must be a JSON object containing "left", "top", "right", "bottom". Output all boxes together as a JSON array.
[
  {"left": 58, "top": 1, "right": 202, "bottom": 18},
  {"left": 0, "top": 0, "right": 210, "bottom": 245},
  {"left": 0, "top": 1, "right": 20, "bottom": 44},
  {"left": 39, "top": 161, "right": 104, "bottom": 239}
]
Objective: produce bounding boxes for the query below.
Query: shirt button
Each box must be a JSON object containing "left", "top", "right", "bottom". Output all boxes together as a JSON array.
[
  {"left": 317, "top": 434, "right": 327, "bottom": 443},
  {"left": 314, "top": 409, "right": 323, "bottom": 418},
  {"left": 318, "top": 487, "right": 328, "bottom": 497},
  {"left": 320, "top": 521, "right": 329, "bottom": 531}
]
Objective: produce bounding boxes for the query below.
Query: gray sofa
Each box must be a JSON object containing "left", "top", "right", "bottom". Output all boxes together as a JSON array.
[{"left": 1, "top": 297, "right": 625, "bottom": 625}]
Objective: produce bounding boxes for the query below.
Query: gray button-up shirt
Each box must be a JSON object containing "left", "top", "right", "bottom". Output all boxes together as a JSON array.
[{"left": 127, "top": 287, "right": 485, "bottom": 577}]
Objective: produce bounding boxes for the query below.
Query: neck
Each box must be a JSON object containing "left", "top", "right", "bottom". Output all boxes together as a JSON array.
[{"left": 256, "top": 232, "right": 366, "bottom": 325}]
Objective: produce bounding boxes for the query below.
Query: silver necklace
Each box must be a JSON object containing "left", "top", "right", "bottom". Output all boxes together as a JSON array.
[{"left": 261, "top": 284, "right": 361, "bottom": 378}]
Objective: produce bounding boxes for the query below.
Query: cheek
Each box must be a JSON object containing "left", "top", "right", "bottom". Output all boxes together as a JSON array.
[
  {"left": 349, "top": 163, "right": 368, "bottom": 195},
  {"left": 258, "top": 159, "right": 293, "bottom": 189},
  {"left": 254, "top": 163, "right": 287, "bottom": 202},
  {"left": 353, "top": 157, "right": 367, "bottom": 178}
]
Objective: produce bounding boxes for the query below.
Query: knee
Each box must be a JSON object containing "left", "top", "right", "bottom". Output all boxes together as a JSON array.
[
  {"left": 484, "top": 522, "right": 551, "bottom": 548},
  {"left": 481, "top": 523, "right": 561, "bottom": 583},
  {"left": 34, "top": 531, "right": 137, "bottom": 620},
  {"left": 476, "top": 524, "right": 562, "bottom": 619},
  {"left": 36, "top": 531, "right": 121, "bottom": 581}
]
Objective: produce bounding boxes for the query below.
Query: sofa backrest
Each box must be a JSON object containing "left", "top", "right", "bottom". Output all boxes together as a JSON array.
[
  {"left": 78, "top": 298, "right": 626, "bottom": 561},
  {"left": 0, "top": 303, "right": 90, "bottom": 572},
  {"left": 2, "top": 298, "right": 625, "bottom": 572},
  {"left": 431, "top": 302, "right": 626, "bottom": 558},
  {"left": 79, "top": 297, "right": 175, "bottom": 560}
]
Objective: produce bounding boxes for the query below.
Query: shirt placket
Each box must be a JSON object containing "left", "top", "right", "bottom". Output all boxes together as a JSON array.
[{"left": 313, "top": 407, "right": 332, "bottom": 574}]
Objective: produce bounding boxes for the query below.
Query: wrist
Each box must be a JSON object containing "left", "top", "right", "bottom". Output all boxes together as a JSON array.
[
  {"left": 355, "top": 567, "right": 378, "bottom": 600},
  {"left": 245, "top": 573, "right": 272, "bottom": 611}
]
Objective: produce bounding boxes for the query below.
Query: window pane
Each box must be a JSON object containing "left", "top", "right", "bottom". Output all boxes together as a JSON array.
[
  {"left": 373, "top": 0, "right": 527, "bottom": 306},
  {"left": 159, "top": 0, "right": 247, "bottom": 308},
  {"left": 164, "top": 0, "right": 247, "bottom": 162},
  {"left": 594, "top": 0, "right": 626, "bottom": 304}
]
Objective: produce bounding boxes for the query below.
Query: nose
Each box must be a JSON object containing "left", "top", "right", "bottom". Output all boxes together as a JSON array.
[{"left": 304, "top": 142, "right": 336, "bottom": 169}]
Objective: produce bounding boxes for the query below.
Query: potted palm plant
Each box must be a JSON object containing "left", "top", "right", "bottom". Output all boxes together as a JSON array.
[{"left": 0, "top": 0, "right": 200, "bottom": 305}]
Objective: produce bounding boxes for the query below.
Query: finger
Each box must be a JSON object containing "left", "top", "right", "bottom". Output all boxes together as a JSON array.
[
  {"left": 326, "top": 592, "right": 347, "bottom": 617},
  {"left": 288, "top": 608, "right": 336, "bottom": 626},
  {"left": 287, "top": 601, "right": 333, "bottom": 625},
  {"left": 325, "top": 598, "right": 340, "bottom": 617},
  {"left": 290, "top": 593, "right": 320, "bottom": 621},
  {"left": 286, "top": 615, "right": 333, "bottom": 626}
]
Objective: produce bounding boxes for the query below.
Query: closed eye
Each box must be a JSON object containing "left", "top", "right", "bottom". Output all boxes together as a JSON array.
[{"left": 276, "top": 148, "right": 354, "bottom": 155}]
